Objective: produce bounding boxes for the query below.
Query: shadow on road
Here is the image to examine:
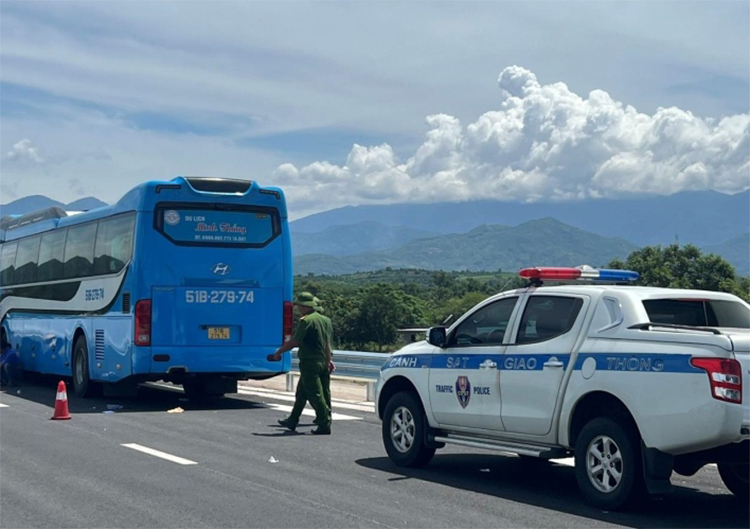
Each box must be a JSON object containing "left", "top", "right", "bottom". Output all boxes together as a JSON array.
[
  {"left": 0, "top": 373, "right": 267, "bottom": 414},
  {"left": 356, "top": 454, "right": 749, "bottom": 529}
]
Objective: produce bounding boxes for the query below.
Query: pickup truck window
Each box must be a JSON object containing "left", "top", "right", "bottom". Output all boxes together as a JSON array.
[
  {"left": 452, "top": 296, "right": 518, "bottom": 346},
  {"left": 517, "top": 296, "right": 584, "bottom": 344},
  {"left": 643, "top": 299, "right": 750, "bottom": 328}
]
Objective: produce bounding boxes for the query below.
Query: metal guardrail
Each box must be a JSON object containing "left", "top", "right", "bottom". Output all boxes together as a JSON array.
[{"left": 286, "top": 349, "right": 388, "bottom": 402}]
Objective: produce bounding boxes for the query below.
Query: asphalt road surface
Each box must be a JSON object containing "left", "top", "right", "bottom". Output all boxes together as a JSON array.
[{"left": 1, "top": 376, "right": 747, "bottom": 529}]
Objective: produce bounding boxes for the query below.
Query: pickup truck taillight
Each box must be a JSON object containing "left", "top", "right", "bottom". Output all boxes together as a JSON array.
[
  {"left": 690, "top": 357, "right": 742, "bottom": 404},
  {"left": 135, "top": 299, "right": 152, "bottom": 346}
]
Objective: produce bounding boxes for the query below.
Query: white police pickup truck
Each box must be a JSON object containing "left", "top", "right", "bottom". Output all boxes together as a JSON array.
[{"left": 376, "top": 266, "right": 750, "bottom": 510}]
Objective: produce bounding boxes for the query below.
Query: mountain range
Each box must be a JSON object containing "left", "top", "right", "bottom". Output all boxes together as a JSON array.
[
  {"left": 291, "top": 190, "right": 750, "bottom": 248},
  {"left": 293, "top": 218, "right": 639, "bottom": 275},
  {"left": 0, "top": 195, "right": 108, "bottom": 217},
  {"left": 2, "top": 191, "right": 748, "bottom": 276},
  {"left": 292, "top": 221, "right": 438, "bottom": 256}
]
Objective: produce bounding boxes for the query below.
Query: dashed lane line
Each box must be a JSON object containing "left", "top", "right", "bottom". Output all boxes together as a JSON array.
[
  {"left": 121, "top": 443, "right": 198, "bottom": 465},
  {"left": 549, "top": 457, "right": 716, "bottom": 469},
  {"left": 0, "top": 403, "right": 8, "bottom": 408}
]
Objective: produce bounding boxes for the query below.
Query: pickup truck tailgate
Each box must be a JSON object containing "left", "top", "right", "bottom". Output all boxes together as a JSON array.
[{"left": 728, "top": 331, "right": 750, "bottom": 432}]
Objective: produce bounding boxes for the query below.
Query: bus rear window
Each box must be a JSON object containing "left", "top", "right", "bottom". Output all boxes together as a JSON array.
[
  {"left": 643, "top": 299, "right": 750, "bottom": 329},
  {"left": 155, "top": 204, "right": 280, "bottom": 247}
]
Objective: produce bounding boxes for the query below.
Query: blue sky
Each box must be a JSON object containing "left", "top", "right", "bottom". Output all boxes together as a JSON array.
[{"left": 1, "top": 1, "right": 748, "bottom": 218}]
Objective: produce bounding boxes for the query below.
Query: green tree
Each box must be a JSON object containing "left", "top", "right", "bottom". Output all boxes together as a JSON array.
[
  {"left": 609, "top": 244, "right": 748, "bottom": 301},
  {"left": 432, "top": 271, "right": 459, "bottom": 302},
  {"left": 355, "top": 285, "right": 402, "bottom": 351},
  {"left": 429, "top": 291, "right": 487, "bottom": 326}
]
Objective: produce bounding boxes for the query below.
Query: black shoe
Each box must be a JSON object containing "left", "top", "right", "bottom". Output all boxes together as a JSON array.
[
  {"left": 311, "top": 426, "right": 331, "bottom": 435},
  {"left": 277, "top": 418, "right": 297, "bottom": 431}
]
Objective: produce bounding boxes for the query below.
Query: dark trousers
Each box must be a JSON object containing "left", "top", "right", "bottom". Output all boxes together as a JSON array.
[
  {"left": 0, "top": 363, "right": 21, "bottom": 386},
  {"left": 288, "top": 359, "right": 331, "bottom": 428}
]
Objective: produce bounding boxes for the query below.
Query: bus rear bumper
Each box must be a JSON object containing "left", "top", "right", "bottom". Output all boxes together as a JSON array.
[{"left": 134, "top": 346, "right": 292, "bottom": 378}]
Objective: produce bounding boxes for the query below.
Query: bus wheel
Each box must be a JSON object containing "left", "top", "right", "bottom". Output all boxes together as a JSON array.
[
  {"left": 183, "top": 380, "right": 208, "bottom": 400},
  {"left": 183, "top": 377, "right": 229, "bottom": 400},
  {"left": 72, "top": 335, "right": 101, "bottom": 398}
]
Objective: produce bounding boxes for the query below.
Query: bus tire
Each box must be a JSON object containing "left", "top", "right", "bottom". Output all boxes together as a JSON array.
[
  {"left": 183, "top": 380, "right": 208, "bottom": 400},
  {"left": 72, "top": 335, "right": 100, "bottom": 398}
]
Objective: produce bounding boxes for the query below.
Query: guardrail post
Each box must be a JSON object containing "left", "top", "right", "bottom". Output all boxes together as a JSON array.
[
  {"left": 366, "top": 381, "right": 375, "bottom": 402},
  {"left": 286, "top": 372, "right": 295, "bottom": 392}
]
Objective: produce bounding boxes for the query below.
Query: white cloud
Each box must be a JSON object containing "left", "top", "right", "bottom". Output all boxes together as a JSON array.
[
  {"left": 0, "top": 107, "right": 293, "bottom": 206},
  {"left": 1, "top": 3, "right": 747, "bottom": 216},
  {"left": 5, "top": 139, "right": 44, "bottom": 163},
  {"left": 277, "top": 66, "right": 750, "bottom": 214}
]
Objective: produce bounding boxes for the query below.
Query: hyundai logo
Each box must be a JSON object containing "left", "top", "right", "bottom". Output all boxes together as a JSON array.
[{"left": 211, "top": 263, "right": 231, "bottom": 276}]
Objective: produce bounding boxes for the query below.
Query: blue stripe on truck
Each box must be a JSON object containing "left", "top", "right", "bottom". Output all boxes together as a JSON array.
[{"left": 381, "top": 353, "right": 702, "bottom": 373}]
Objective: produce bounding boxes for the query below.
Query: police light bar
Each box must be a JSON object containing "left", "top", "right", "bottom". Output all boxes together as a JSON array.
[{"left": 519, "top": 266, "right": 639, "bottom": 282}]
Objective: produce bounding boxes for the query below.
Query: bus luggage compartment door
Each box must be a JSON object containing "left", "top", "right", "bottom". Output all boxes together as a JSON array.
[{"left": 150, "top": 286, "right": 283, "bottom": 347}]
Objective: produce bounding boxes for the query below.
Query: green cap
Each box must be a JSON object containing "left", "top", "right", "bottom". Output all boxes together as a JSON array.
[{"left": 294, "top": 291, "right": 320, "bottom": 309}]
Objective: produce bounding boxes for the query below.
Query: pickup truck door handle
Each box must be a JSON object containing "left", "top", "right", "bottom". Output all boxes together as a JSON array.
[
  {"left": 479, "top": 359, "right": 497, "bottom": 370},
  {"left": 543, "top": 359, "right": 564, "bottom": 368}
]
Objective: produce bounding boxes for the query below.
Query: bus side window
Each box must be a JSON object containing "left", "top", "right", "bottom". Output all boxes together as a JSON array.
[
  {"left": 94, "top": 214, "right": 135, "bottom": 275},
  {"left": 38, "top": 230, "right": 67, "bottom": 282},
  {"left": 63, "top": 223, "right": 97, "bottom": 279},
  {"left": 0, "top": 242, "right": 18, "bottom": 285},
  {"left": 14, "top": 236, "right": 41, "bottom": 285}
]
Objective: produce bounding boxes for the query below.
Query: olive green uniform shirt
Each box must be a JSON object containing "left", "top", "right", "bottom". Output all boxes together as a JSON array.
[{"left": 293, "top": 311, "right": 333, "bottom": 361}]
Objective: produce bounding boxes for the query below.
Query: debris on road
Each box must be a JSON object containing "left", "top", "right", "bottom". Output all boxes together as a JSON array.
[{"left": 167, "top": 407, "right": 185, "bottom": 414}]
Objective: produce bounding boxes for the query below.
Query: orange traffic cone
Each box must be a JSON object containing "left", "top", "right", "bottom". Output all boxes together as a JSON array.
[{"left": 51, "top": 380, "right": 71, "bottom": 420}]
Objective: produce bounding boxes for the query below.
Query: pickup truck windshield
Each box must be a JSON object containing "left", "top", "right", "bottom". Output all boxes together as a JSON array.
[{"left": 643, "top": 299, "right": 750, "bottom": 329}]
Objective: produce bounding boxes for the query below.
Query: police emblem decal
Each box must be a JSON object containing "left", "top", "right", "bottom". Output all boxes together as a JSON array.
[{"left": 455, "top": 376, "right": 471, "bottom": 409}]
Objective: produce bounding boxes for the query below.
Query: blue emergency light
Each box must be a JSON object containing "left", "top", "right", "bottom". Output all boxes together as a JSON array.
[{"left": 519, "top": 265, "right": 639, "bottom": 283}]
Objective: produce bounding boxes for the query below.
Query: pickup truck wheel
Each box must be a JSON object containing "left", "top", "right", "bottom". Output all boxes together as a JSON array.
[
  {"left": 575, "top": 417, "right": 643, "bottom": 510},
  {"left": 718, "top": 462, "right": 749, "bottom": 498},
  {"left": 382, "top": 391, "right": 435, "bottom": 468}
]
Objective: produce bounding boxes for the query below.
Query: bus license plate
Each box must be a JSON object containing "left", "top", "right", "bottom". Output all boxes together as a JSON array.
[{"left": 208, "top": 327, "right": 230, "bottom": 340}]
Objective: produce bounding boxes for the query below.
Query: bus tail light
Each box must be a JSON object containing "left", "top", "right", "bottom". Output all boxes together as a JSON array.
[
  {"left": 283, "top": 301, "right": 293, "bottom": 343},
  {"left": 690, "top": 357, "right": 742, "bottom": 403},
  {"left": 135, "top": 300, "right": 152, "bottom": 346}
]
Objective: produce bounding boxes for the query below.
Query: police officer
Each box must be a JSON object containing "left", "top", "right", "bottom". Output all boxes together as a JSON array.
[
  {"left": 270, "top": 292, "right": 334, "bottom": 435},
  {"left": 0, "top": 332, "right": 21, "bottom": 387}
]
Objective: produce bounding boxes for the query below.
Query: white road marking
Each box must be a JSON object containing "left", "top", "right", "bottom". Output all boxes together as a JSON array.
[
  {"left": 121, "top": 443, "right": 197, "bottom": 465},
  {"left": 267, "top": 403, "right": 362, "bottom": 421},
  {"left": 548, "top": 456, "right": 717, "bottom": 469},
  {"left": 238, "top": 387, "right": 375, "bottom": 413},
  {"left": 0, "top": 403, "right": 8, "bottom": 408},
  {"left": 552, "top": 457, "right": 575, "bottom": 467}
]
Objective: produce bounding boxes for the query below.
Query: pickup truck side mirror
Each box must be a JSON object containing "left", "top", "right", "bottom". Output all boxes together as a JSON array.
[{"left": 427, "top": 327, "right": 447, "bottom": 348}]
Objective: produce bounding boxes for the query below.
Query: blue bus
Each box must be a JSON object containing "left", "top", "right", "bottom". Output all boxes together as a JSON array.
[{"left": 0, "top": 177, "right": 293, "bottom": 398}]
